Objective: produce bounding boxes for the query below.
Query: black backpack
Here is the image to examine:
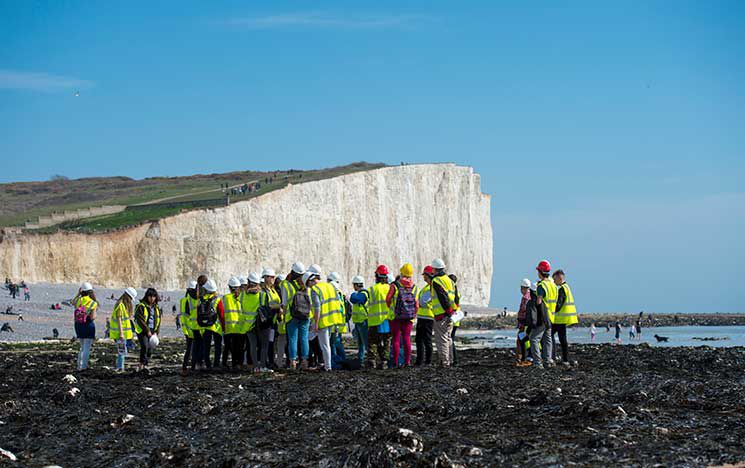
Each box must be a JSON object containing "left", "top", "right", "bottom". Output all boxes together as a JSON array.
[
  {"left": 196, "top": 296, "right": 218, "bottom": 327},
  {"left": 526, "top": 294, "right": 543, "bottom": 329},
  {"left": 291, "top": 290, "right": 311, "bottom": 321}
]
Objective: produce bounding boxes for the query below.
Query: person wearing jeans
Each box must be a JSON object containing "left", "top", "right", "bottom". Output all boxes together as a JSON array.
[
  {"left": 349, "top": 277, "right": 369, "bottom": 363},
  {"left": 287, "top": 317, "right": 310, "bottom": 367},
  {"left": 73, "top": 283, "right": 98, "bottom": 371}
]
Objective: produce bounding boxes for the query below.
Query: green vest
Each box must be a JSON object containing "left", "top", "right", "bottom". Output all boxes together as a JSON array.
[
  {"left": 431, "top": 274, "right": 458, "bottom": 316},
  {"left": 222, "top": 293, "right": 243, "bottom": 334},
  {"left": 553, "top": 283, "right": 578, "bottom": 325},
  {"left": 417, "top": 284, "right": 435, "bottom": 319},
  {"left": 109, "top": 302, "right": 133, "bottom": 340},
  {"left": 240, "top": 291, "right": 261, "bottom": 333},
  {"left": 179, "top": 296, "right": 193, "bottom": 338},
  {"left": 134, "top": 303, "right": 161, "bottom": 334},
  {"left": 367, "top": 282, "right": 391, "bottom": 327},
  {"left": 538, "top": 279, "right": 558, "bottom": 323},
  {"left": 351, "top": 289, "right": 369, "bottom": 324},
  {"left": 313, "top": 281, "right": 344, "bottom": 329}
]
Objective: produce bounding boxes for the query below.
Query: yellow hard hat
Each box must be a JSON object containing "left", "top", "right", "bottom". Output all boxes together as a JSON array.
[{"left": 400, "top": 263, "right": 414, "bottom": 277}]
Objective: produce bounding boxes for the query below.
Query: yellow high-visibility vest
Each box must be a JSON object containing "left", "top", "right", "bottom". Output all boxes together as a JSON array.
[
  {"left": 221, "top": 293, "right": 243, "bottom": 334},
  {"left": 134, "top": 303, "right": 161, "bottom": 335},
  {"left": 109, "top": 302, "right": 133, "bottom": 340},
  {"left": 179, "top": 296, "right": 193, "bottom": 338},
  {"left": 431, "top": 275, "right": 459, "bottom": 316},
  {"left": 417, "top": 284, "right": 435, "bottom": 319},
  {"left": 367, "top": 282, "right": 391, "bottom": 327},
  {"left": 240, "top": 291, "right": 260, "bottom": 333},
  {"left": 538, "top": 278, "right": 558, "bottom": 324},
  {"left": 351, "top": 289, "right": 369, "bottom": 324},
  {"left": 312, "top": 281, "right": 344, "bottom": 329},
  {"left": 553, "top": 283, "right": 578, "bottom": 325}
]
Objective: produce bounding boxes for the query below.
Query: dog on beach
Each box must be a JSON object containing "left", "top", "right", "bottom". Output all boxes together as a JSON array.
[{"left": 654, "top": 334, "right": 669, "bottom": 342}]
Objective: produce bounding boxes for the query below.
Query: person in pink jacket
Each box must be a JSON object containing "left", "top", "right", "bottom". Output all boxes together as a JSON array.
[{"left": 386, "top": 263, "right": 419, "bottom": 367}]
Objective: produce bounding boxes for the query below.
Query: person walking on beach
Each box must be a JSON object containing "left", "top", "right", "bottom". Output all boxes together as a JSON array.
[
  {"left": 629, "top": 324, "right": 636, "bottom": 340},
  {"left": 590, "top": 322, "right": 597, "bottom": 342},
  {"left": 73, "top": 282, "right": 98, "bottom": 371},
  {"left": 23, "top": 286, "right": 30, "bottom": 301},
  {"left": 636, "top": 318, "right": 642, "bottom": 340},
  {"left": 615, "top": 321, "right": 622, "bottom": 344},
  {"left": 134, "top": 288, "right": 162, "bottom": 371},
  {"left": 109, "top": 288, "right": 137, "bottom": 372},
  {"left": 386, "top": 263, "right": 419, "bottom": 368}
]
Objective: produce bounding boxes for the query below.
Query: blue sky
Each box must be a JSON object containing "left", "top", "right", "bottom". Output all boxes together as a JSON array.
[{"left": 1, "top": 1, "right": 744, "bottom": 313}]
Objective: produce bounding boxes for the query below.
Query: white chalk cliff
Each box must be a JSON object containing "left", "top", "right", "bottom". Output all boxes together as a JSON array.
[{"left": 0, "top": 164, "right": 493, "bottom": 305}]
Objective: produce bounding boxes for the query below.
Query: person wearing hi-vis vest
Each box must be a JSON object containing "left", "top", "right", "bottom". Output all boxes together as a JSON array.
[
  {"left": 531, "top": 259, "right": 557, "bottom": 368},
  {"left": 551, "top": 269, "right": 578, "bottom": 367},
  {"left": 430, "top": 258, "right": 459, "bottom": 367},
  {"left": 240, "top": 272, "right": 262, "bottom": 371},
  {"left": 259, "top": 267, "right": 281, "bottom": 370},
  {"left": 133, "top": 288, "right": 162, "bottom": 372},
  {"left": 311, "top": 267, "right": 345, "bottom": 371},
  {"left": 415, "top": 266, "right": 436, "bottom": 366},
  {"left": 109, "top": 287, "right": 137, "bottom": 372},
  {"left": 366, "top": 265, "right": 393, "bottom": 369},
  {"left": 200, "top": 279, "right": 225, "bottom": 370},
  {"left": 221, "top": 277, "right": 244, "bottom": 369},
  {"left": 179, "top": 280, "right": 199, "bottom": 376},
  {"left": 73, "top": 282, "right": 98, "bottom": 371},
  {"left": 349, "top": 275, "right": 369, "bottom": 364},
  {"left": 327, "top": 271, "right": 347, "bottom": 364}
]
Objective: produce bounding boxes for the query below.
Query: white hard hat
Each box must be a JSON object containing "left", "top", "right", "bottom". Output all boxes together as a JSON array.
[
  {"left": 239, "top": 276, "right": 248, "bottom": 285},
  {"left": 203, "top": 279, "right": 217, "bottom": 293},
  {"left": 521, "top": 278, "right": 531, "bottom": 288},
  {"left": 308, "top": 264, "right": 322, "bottom": 275},
  {"left": 187, "top": 280, "right": 198, "bottom": 290},
  {"left": 124, "top": 287, "right": 138, "bottom": 300},
  {"left": 328, "top": 271, "right": 341, "bottom": 283},
  {"left": 302, "top": 271, "right": 316, "bottom": 285},
  {"left": 262, "top": 267, "right": 276, "bottom": 277},
  {"left": 291, "top": 262, "right": 306, "bottom": 275},
  {"left": 432, "top": 258, "right": 446, "bottom": 270},
  {"left": 228, "top": 276, "right": 241, "bottom": 288},
  {"left": 352, "top": 275, "right": 365, "bottom": 285},
  {"left": 529, "top": 282, "right": 537, "bottom": 292},
  {"left": 277, "top": 274, "right": 286, "bottom": 282},
  {"left": 387, "top": 273, "right": 395, "bottom": 284},
  {"left": 248, "top": 272, "right": 261, "bottom": 285},
  {"left": 148, "top": 334, "right": 160, "bottom": 349},
  {"left": 80, "top": 282, "right": 93, "bottom": 292}
]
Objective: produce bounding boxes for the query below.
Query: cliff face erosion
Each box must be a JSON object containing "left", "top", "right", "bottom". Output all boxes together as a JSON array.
[{"left": 0, "top": 164, "right": 493, "bottom": 305}]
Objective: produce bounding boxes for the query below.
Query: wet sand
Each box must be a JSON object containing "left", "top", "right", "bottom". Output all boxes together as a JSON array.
[{"left": 0, "top": 340, "right": 743, "bottom": 467}]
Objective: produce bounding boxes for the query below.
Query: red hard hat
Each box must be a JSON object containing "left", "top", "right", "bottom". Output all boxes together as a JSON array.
[
  {"left": 536, "top": 260, "right": 551, "bottom": 273},
  {"left": 375, "top": 264, "right": 389, "bottom": 276},
  {"left": 422, "top": 265, "right": 435, "bottom": 276}
]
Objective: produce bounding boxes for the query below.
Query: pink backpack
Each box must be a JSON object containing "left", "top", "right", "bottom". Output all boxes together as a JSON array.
[{"left": 74, "top": 301, "right": 93, "bottom": 324}]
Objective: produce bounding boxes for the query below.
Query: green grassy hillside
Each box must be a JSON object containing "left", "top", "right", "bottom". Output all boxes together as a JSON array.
[{"left": 1, "top": 162, "right": 385, "bottom": 232}]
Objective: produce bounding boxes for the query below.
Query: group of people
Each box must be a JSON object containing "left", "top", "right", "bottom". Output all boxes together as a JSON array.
[
  {"left": 72, "top": 258, "right": 463, "bottom": 373},
  {"left": 515, "top": 260, "right": 578, "bottom": 368},
  {"left": 4, "top": 278, "right": 30, "bottom": 301}
]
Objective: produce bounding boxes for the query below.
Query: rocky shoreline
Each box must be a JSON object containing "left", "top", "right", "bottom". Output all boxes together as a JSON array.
[
  {"left": 460, "top": 312, "right": 745, "bottom": 329},
  {"left": 1, "top": 340, "right": 743, "bottom": 467}
]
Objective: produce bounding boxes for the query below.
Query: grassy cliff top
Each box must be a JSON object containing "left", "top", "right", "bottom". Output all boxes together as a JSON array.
[{"left": 1, "top": 162, "right": 385, "bottom": 231}]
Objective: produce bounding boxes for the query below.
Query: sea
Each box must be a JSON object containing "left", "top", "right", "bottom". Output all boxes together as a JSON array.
[{"left": 459, "top": 325, "right": 745, "bottom": 348}]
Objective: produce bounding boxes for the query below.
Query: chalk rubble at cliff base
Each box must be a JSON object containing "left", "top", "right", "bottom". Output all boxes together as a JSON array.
[{"left": 1, "top": 342, "right": 744, "bottom": 467}]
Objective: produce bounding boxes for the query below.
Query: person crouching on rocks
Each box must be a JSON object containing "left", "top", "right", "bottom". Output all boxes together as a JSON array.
[
  {"left": 109, "top": 287, "right": 138, "bottom": 372},
  {"left": 134, "top": 288, "right": 162, "bottom": 372}
]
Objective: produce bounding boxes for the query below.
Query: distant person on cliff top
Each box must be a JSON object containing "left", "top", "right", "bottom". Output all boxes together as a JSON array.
[
  {"left": 516, "top": 278, "right": 532, "bottom": 366},
  {"left": 73, "top": 282, "right": 98, "bottom": 371},
  {"left": 134, "top": 288, "right": 162, "bottom": 372},
  {"left": 552, "top": 269, "right": 578, "bottom": 367}
]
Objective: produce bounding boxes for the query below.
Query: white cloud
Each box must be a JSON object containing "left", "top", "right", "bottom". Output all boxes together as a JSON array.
[
  {"left": 0, "top": 69, "right": 94, "bottom": 92},
  {"left": 219, "top": 12, "right": 428, "bottom": 30}
]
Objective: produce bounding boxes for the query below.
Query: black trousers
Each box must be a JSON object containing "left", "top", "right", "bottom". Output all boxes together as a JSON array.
[
  {"left": 552, "top": 324, "right": 569, "bottom": 362},
  {"left": 450, "top": 326, "right": 458, "bottom": 365},
  {"left": 223, "top": 333, "right": 245, "bottom": 368},
  {"left": 182, "top": 337, "right": 193, "bottom": 369},
  {"left": 136, "top": 332, "right": 152, "bottom": 365},
  {"left": 203, "top": 330, "right": 222, "bottom": 368},
  {"left": 415, "top": 319, "right": 433, "bottom": 365},
  {"left": 191, "top": 330, "right": 204, "bottom": 367}
]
